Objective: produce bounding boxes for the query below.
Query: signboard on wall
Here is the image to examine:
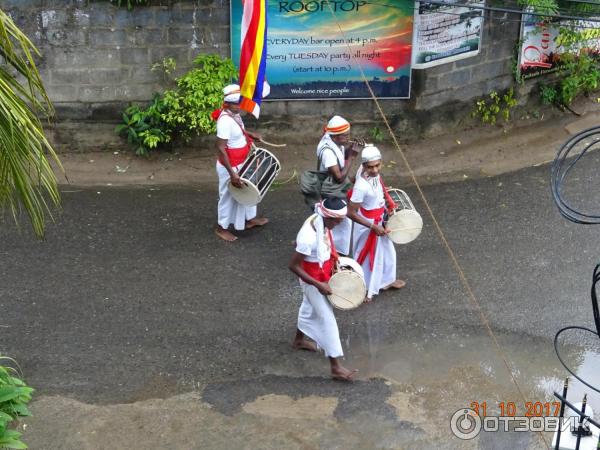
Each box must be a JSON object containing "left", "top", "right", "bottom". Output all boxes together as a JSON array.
[
  {"left": 518, "top": 11, "right": 561, "bottom": 79},
  {"left": 518, "top": 10, "right": 600, "bottom": 79},
  {"left": 230, "top": 0, "right": 413, "bottom": 99},
  {"left": 412, "top": 0, "right": 484, "bottom": 69}
]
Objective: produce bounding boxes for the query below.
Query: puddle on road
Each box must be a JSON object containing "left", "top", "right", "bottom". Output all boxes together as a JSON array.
[
  {"left": 23, "top": 326, "right": 600, "bottom": 449},
  {"left": 242, "top": 394, "right": 338, "bottom": 418},
  {"left": 539, "top": 328, "right": 600, "bottom": 418},
  {"left": 260, "top": 323, "right": 600, "bottom": 447}
]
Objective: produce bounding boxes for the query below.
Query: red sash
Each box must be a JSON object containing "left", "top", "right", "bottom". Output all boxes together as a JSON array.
[
  {"left": 214, "top": 109, "right": 252, "bottom": 167},
  {"left": 301, "top": 229, "right": 338, "bottom": 282},
  {"left": 356, "top": 207, "right": 385, "bottom": 270},
  {"left": 218, "top": 143, "right": 251, "bottom": 167}
]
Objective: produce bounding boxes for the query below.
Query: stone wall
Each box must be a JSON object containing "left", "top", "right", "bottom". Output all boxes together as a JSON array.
[{"left": 3, "top": 0, "right": 527, "bottom": 151}]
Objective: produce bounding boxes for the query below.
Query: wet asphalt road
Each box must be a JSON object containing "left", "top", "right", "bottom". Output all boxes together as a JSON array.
[{"left": 2, "top": 155, "right": 600, "bottom": 448}]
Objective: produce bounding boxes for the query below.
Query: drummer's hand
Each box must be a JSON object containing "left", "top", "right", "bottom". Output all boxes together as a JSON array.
[
  {"left": 251, "top": 132, "right": 263, "bottom": 142},
  {"left": 317, "top": 282, "right": 333, "bottom": 296},
  {"left": 371, "top": 224, "right": 388, "bottom": 236},
  {"left": 230, "top": 173, "right": 244, "bottom": 189}
]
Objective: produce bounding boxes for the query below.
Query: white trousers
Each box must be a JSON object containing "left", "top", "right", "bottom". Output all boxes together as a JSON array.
[
  {"left": 297, "top": 281, "right": 343, "bottom": 358},
  {"left": 216, "top": 162, "right": 257, "bottom": 230},
  {"left": 352, "top": 217, "right": 396, "bottom": 299}
]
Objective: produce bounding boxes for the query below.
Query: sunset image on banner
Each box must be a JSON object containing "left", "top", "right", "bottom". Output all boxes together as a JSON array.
[{"left": 231, "top": 0, "right": 413, "bottom": 99}]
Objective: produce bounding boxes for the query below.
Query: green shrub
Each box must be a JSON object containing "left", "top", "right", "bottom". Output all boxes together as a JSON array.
[
  {"left": 161, "top": 54, "right": 238, "bottom": 141},
  {"left": 115, "top": 94, "right": 171, "bottom": 157},
  {"left": 116, "top": 54, "right": 237, "bottom": 157},
  {"left": 471, "top": 88, "right": 518, "bottom": 125},
  {"left": 540, "top": 52, "right": 600, "bottom": 107},
  {"left": 0, "top": 358, "right": 34, "bottom": 449}
]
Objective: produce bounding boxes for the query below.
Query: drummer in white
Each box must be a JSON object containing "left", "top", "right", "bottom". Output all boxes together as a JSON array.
[
  {"left": 348, "top": 145, "right": 406, "bottom": 301},
  {"left": 288, "top": 197, "right": 358, "bottom": 381},
  {"left": 214, "top": 84, "right": 268, "bottom": 242}
]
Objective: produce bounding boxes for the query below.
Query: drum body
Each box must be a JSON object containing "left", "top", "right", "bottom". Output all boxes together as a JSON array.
[
  {"left": 228, "top": 147, "right": 281, "bottom": 206},
  {"left": 328, "top": 256, "right": 366, "bottom": 310},
  {"left": 386, "top": 188, "right": 423, "bottom": 244}
]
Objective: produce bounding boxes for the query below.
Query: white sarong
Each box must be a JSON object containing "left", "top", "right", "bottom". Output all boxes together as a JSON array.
[
  {"left": 297, "top": 281, "right": 343, "bottom": 358},
  {"left": 331, "top": 217, "right": 352, "bottom": 255},
  {"left": 353, "top": 218, "right": 396, "bottom": 299},
  {"left": 216, "top": 162, "right": 257, "bottom": 230}
]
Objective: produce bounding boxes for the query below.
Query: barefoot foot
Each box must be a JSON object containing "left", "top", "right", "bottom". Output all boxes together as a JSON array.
[
  {"left": 292, "top": 339, "right": 317, "bottom": 352},
  {"left": 384, "top": 279, "right": 406, "bottom": 290},
  {"left": 215, "top": 227, "right": 238, "bottom": 242},
  {"left": 245, "top": 217, "right": 269, "bottom": 229},
  {"left": 331, "top": 366, "right": 358, "bottom": 381}
]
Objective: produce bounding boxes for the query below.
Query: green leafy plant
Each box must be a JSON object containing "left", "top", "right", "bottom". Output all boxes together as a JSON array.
[
  {"left": 471, "top": 88, "right": 518, "bottom": 125},
  {"left": 0, "top": 357, "right": 34, "bottom": 449},
  {"left": 161, "top": 54, "right": 238, "bottom": 140},
  {"left": 539, "top": 51, "right": 600, "bottom": 107},
  {"left": 151, "top": 57, "right": 177, "bottom": 79},
  {"left": 369, "top": 126, "right": 384, "bottom": 142},
  {"left": 116, "top": 54, "right": 237, "bottom": 156},
  {"left": 115, "top": 94, "right": 171, "bottom": 157}
]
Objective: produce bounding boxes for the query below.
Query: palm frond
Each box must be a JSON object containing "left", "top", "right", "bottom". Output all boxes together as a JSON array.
[{"left": 0, "top": 9, "right": 61, "bottom": 238}]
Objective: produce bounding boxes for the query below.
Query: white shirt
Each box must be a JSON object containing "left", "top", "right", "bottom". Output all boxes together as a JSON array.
[
  {"left": 351, "top": 175, "right": 385, "bottom": 210},
  {"left": 216, "top": 113, "right": 247, "bottom": 148},
  {"left": 295, "top": 215, "right": 331, "bottom": 263},
  {"left": 316, "top": 134, "right": 345, "bottom": 171},
  {"left": 319, "top": 146, "right": 345, "bottom": 171}
]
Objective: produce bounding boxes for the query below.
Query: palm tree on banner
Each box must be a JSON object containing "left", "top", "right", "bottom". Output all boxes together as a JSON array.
[{"left": 0, "top": 9, "right": 61, "bottom": 238}]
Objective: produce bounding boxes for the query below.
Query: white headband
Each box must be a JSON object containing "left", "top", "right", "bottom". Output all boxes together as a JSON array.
[
  {"left": 223, "top": 84, "right": 241, "bottom": 103},
  {"left": 315, "top": 200, "right": 347, "bottom": 218}
]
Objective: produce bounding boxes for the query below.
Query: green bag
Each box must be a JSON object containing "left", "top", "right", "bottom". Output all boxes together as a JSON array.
[{"left": 300, "top": 146, "right": 351, "bottom": 207}]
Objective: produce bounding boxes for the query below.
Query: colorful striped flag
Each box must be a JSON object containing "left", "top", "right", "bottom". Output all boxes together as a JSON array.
[{"left": 239, "top": 0, "right": 268, "bottom": 118}]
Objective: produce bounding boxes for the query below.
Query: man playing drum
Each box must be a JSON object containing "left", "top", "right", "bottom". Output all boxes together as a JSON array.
[
  {"left": 214, "top": 84, "right": 268, "bottom": 242},
  {"left": 348, "top": 145, "right": 406, "bottom": 302},
  {"left": 289, "top": 197, "right": 358, "bottom": 381},
  {"left": 314, "top": 115, "right": 363, "bottom": 255}
]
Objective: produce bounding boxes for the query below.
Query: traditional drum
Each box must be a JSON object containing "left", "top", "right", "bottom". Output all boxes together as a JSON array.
[
  {"left": 385, "top": 188, "right": 423, "bottom": 244},
  {"left": 327, "top": 256, "right": 366, "bottom": 310},
  {"left": 228, "top": 146, "right": 281, "bottom": 206}
]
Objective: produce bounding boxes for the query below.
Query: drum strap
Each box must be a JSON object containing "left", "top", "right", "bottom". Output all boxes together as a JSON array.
[
  {"left": 357, "top": 206, "right": 385, "bottom": 270},
  {"left": 379, "top": 177, "right": 397, "bottom": 211}
]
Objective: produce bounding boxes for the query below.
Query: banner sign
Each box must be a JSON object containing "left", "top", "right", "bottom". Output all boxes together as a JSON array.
[
  {"left": 230, "top": 0, "right": 413, "bottom": 99},
  {"left": 412, "top": 0, "right": 484, "bottom": 69},
  {"left": 518, "top": 10, "right": 600, "bottom": 79},
  {"left": 518, "top": 11, "right": 562, "bottom": 79}
]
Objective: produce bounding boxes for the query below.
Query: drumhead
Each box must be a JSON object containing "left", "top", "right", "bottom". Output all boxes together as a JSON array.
[
  {"left": 328, "top": 270, "right": 366, "bottom": 310},
  {"left": 337, "top": 256, "right": 365, "bottom": 278},
  {"left": 386, "top": 209, "right": 423, "bottom": 244},
  {"left": 228, "top": 179, "right": 262, "bottom": 206}
]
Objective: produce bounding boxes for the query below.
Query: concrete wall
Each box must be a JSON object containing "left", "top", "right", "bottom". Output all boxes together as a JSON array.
[{"left": 3, "top": 0, "right": 525, "bottom": 151}]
